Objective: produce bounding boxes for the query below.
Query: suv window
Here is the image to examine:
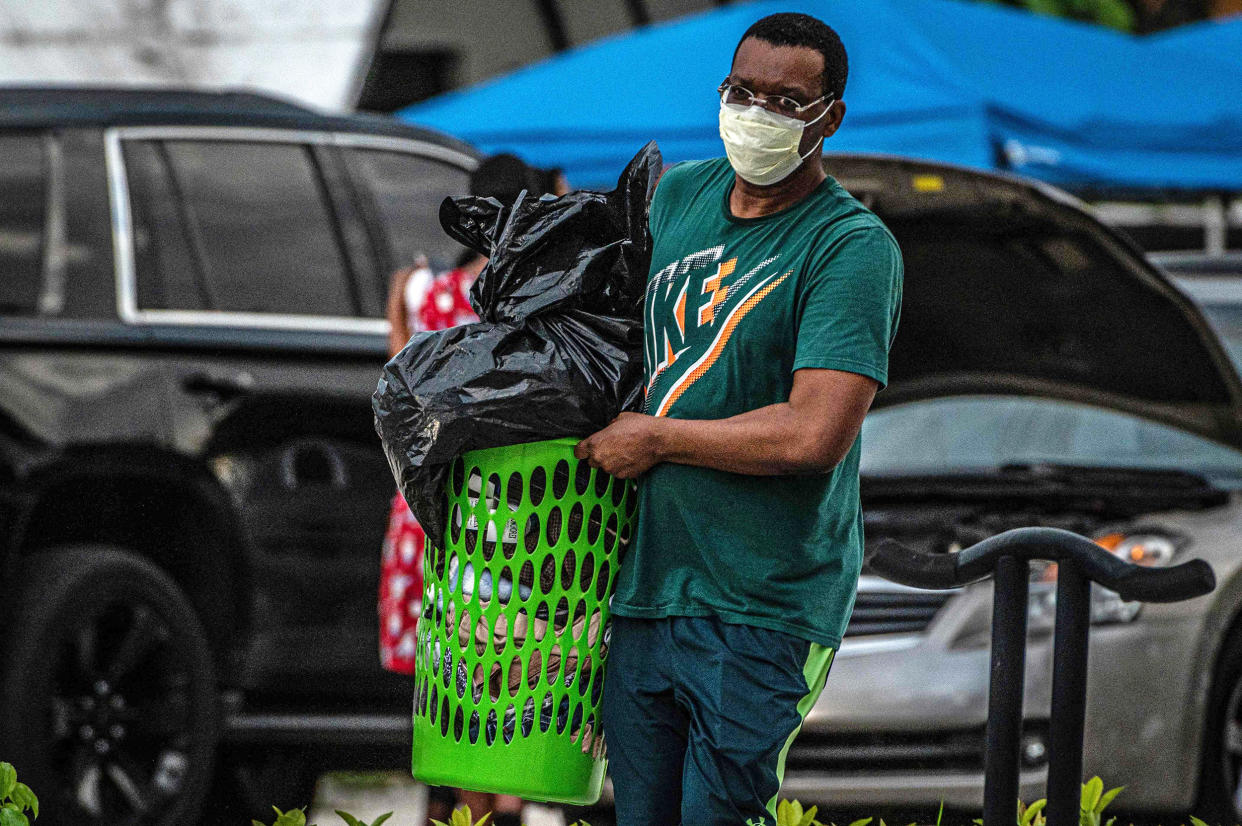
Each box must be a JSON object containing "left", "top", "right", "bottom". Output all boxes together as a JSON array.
[
  {"left": 124, "top": 139, "right": 366, "bottom": 317},
  {"left": 0, "top": 136, "right": 46, "bottom": 315},
  {"left": 346, "top": 148, "right": 470, "bottom": 273}
]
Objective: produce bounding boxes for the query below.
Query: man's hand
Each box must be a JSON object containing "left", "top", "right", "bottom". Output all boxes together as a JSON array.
[
  {"left": 577, "top": 369, "right": 877, "bottom": 479},
  {"left": 575, "top": 412, "right": 666, "bottom": 479}
]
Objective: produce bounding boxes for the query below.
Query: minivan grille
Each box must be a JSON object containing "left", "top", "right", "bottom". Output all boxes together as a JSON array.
[
  {"left": 784, "top": 724, "right": 1048, "bottom": 773},
  {"left": 843, "top": 585, "right": 953, "bottom": 637},
  {"left": 784, "top": 729, "right": 986, "bottom": 773}
]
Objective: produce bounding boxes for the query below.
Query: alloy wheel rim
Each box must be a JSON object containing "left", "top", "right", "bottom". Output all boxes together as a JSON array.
[{"left": 49, "top": 599, "right": 197, "bottom": 825}]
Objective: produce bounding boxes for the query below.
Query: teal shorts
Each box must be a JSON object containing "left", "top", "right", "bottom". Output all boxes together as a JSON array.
[{"left": 601, "top": 615, "right": 835, "bottom": 826}]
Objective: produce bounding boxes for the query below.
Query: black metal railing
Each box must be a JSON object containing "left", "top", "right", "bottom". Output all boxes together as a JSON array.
[{"left": 869, "top": 526, "right": 1215, "bottom": 826}]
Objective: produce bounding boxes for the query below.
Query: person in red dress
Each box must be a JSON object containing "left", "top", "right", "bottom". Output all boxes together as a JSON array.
[
  {"left": 380, "top": 154, "right": 566, "bottom": 826},
  {"left": 380, "top": 249, "right": 486, "bottom": 675}
]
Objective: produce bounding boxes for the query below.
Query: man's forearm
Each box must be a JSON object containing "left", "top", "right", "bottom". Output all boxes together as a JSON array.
[
  {"left": 576, "top": 369, "right": 877, "bottom": 479},
  {"left": 653, "top": 403, "right": 850, "bottom": 476}
]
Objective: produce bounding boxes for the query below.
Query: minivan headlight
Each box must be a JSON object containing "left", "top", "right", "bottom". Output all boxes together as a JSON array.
[
  {"left": 1100, "top": 532, "right": 1178, "bottom": 568},
  {"left": 1027, "top": 531, "right": 1182, "bottom": 629}
]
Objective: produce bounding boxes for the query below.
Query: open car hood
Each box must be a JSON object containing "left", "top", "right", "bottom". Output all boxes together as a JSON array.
[{"left": 828, "top": 155, "right": 1242, "bottom": 451}]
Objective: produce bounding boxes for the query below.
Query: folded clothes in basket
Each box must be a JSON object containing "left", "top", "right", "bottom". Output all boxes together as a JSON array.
[{"left": 429, "top": 636, "right": 606, "bottom": 757}]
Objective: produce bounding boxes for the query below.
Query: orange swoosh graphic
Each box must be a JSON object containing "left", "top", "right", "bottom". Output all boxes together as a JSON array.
[{"left": 654, "top": 272, "right": 790, "bottom": 417}]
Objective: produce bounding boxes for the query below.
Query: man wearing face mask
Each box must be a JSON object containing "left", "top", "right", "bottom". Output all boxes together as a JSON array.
[{"left": 574, "top": 12, "right": 903, "bottom": 826}]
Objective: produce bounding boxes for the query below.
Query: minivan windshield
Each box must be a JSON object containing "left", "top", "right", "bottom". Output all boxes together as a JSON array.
[
  {"left": 861, "top": 395, "right": 1242, "bottom": 488},
  {"left": 1199, "top": 303, "right": 1242, "bottom": 371}
]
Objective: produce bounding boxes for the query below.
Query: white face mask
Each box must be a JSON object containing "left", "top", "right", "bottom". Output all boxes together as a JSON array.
[{"left": 718, "top": 99, "right": 832, "bottom": 186}]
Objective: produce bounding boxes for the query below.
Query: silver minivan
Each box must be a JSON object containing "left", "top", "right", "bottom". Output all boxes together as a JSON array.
[{"left": 779, "top": 158, "right": 1242, "bottom": 823}]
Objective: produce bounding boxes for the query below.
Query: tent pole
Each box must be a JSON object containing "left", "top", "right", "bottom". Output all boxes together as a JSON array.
[
  {"left": 625, "top": 0, "right": 651, "bottom": 25},
  {"left": 1205, "top": 194, "right": 1227, "bottom": 256},
  {"left": 535, "top": 0, "right": 570, "bottom": 52}
]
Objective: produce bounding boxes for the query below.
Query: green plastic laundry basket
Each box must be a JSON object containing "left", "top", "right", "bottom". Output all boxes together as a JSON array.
[{"left": 411, "top": 437, "right": 636, "bottom": 804}]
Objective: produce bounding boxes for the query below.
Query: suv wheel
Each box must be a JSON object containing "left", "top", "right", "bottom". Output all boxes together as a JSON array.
[
  {"left": 0, "top": 545, "right": 219, "bottom": 826},
  {"left": 202, "top": 747, "right": 323, "bottom": 824},
  {"left": 1198, "top": 626, "right": 1242, "bottom": 823}
]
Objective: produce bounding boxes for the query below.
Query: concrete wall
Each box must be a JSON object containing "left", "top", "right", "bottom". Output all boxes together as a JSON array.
[
  {"left": 0, "top": 0, "right": 722, "bottom": 110},
  {"left": 0, "top": 0, "right": 385, "bottom": 110}
]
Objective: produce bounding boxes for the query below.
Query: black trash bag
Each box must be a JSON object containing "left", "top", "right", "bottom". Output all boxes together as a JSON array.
[{"left": 374, "top": 142, "right": 661, "bottom": 550}]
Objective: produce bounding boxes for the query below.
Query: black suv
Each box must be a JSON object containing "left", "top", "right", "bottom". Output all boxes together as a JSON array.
[{"left": 0, "top": 88, "right": 478, "bottom": 826}]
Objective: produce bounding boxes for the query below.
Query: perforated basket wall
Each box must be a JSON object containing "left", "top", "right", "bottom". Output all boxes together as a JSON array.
[{"left": 411, "top": 438, "right": 636, "bottom": 804}]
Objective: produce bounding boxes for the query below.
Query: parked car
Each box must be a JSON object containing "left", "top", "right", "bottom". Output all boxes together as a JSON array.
[
  {"left": 0, "top": 87, "right": 477, "bottom": 826},
  {"left": 5, "top": 87, "right": 1239, "bottom": 825},
  {"left": 774, "top": 158, "right": 1242, "bottom": 822},
  {"left": 1157, "top": 251, "right": 1242, "bottom": 372}
]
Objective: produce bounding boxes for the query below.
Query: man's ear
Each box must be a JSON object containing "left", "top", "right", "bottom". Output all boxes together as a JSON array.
[{"left": 822, "top": 100, "right": 847, "bottom": 140}]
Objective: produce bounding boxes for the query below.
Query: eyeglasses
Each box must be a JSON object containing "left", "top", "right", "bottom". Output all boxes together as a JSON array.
[{"left": 717, "top": 81, "right": 832, "bottom": 119}]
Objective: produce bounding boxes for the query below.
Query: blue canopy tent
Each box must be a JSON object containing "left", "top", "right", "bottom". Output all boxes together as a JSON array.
[{"left": 400, "top": 0, "right": 1242, "bottom": 192}]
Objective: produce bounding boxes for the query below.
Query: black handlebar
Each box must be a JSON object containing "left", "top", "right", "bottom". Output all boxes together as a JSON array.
[
  {"left": 869, "top": 525, "right": 1214, "bottom": 826},
  {"left": 870, "top": 526, "right": 1214, "bottom": 603}
]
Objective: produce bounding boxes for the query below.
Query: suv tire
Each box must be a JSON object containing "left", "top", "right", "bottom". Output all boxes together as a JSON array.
[
  {"left": 0, "top": 545, "right": 219, "bottom": 826},
  {"left": 201, "top": 747, "right": 323, "bottom": 825},
  {"left": 1197, "top": 624, "right": 1242, "bottom": 824}
]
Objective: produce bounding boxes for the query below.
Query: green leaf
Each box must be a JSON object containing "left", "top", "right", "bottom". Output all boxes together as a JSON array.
[
  {"left": 1087, "top": 0, "right": 1136, "bottom": 31},
  {"left": 936, "top": 801, "right": 945, "bottom": 826},
  {"left": 474, "top": 813, "right": 492, "bottom": 826},
  {"left": 1082, "top": 777, "right": 1104, "bottom": 813},
  {"left": 272, "top": 806, "right": 308, "bottom": 826},
  {"left": 1023, "top": 0, "right": 1071, "bottom": 20},
  {"left": 847, "top": 819, "right": 873, "bottom": 826},
  {"left": 1022, "top": 798, "right": 1047, "bottom": 826},
  {"left": 0, "top": 807, "right": 28, "bottom": 826},
  {"left": 8, "top": 784, "right": 36, "bottom": 819},
  {"left": 799, "top": 804, "right": 820, "bottom": 826},
  {"left": 1095, "top": 786, "right": 1124, "bottom": 813},
  {"left": 1189, "top": 817, "right": 1211, "bottom": 826},
  {"left": 0, "top": 764, "right": 15, "bottom": 801},
  {"left": 371, "top": 814, "right": 394, "bottom": 826},
  {"left": 335, "top": 812, "right": 362, "bottom": 826}
]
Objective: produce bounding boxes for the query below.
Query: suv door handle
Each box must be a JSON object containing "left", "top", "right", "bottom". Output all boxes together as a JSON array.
[{"left": 181, "top": 371, "right": 255, "bottom": 400}]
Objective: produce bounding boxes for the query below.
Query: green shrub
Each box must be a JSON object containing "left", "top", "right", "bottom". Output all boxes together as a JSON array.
[
  {"left": 972, "top": 777, "right": 1123, "bottom": 826},
  {"left": 335, "top": 810, "right": 393, "bottom": 826},
  {"left": 0, "top": 762, "right": 39, "bottom": 826},
  {"left": 430, "top": 806, "right": 490, "bottom": 826},
  {"left": 1, "top": 760, "right": 1227, "bottom": 826},
  {"left": 250, "top": 806, "right": 395, "bottom": 826},
  {"left": 251, "top": 806, "right": 314, "bottom": 826},
  {"left": 428, "top": 805, "right": 589, "bottom": 826}
]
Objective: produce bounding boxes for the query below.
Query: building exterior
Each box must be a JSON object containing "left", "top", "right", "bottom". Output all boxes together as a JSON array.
[
  {"left": 358, "top": 0, "right": 728, "bottom": 111},
  {"left": 0, "top": 0, "right": 386, "bottom": 111}
]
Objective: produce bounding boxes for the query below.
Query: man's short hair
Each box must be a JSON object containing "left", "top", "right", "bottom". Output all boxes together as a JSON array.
[{"left": 733, "top": 12, "right": 848, "bottom": 102}]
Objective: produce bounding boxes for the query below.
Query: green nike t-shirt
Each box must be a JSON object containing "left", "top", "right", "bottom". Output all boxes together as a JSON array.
[{"left": 611, "top": 157, "right": 904, "bottom": 648}]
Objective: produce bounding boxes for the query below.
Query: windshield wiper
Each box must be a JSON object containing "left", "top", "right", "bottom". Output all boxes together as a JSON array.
[
  {"left": 862, "top": 463, "right": 1228, "bottom": 514},
  {"left": 995, "top": 463, "right": 1212, "bottom": 489}
]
